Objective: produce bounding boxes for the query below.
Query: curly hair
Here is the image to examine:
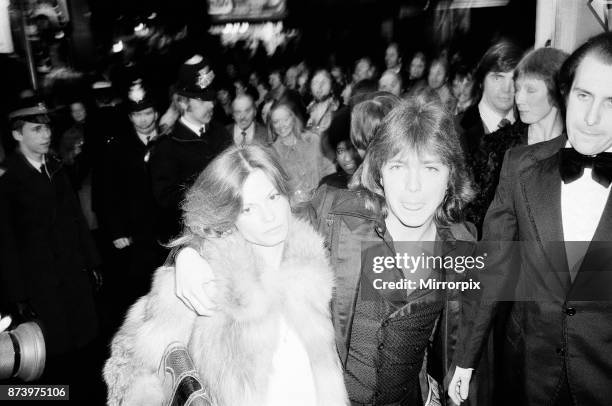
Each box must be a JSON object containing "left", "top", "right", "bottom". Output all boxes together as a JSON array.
[{"left": 353, "top": 94, "right": 475, "bottom": 226}]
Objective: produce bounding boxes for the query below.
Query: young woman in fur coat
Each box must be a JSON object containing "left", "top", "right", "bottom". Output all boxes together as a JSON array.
[
  {"left": 103, "top": 145, "right": 349, "bottom": 406},
  {"left": 173, "top": 97, "right": 479, "bottom": 405}
]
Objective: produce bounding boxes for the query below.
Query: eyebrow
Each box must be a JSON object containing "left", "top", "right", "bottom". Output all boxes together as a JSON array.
[{"left": 572, "top": 87, "right": 592, "bottom": 95}]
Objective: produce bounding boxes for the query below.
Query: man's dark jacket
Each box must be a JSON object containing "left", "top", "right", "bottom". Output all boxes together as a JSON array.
[
  {"left": 149, "top": 120, "right": 230, "bottom": 241},
  {"left": 0, "top": 153, "right": 99, "bottom": 355},
  {"left": 458, "top": 135, "right": 612, "bottom": 405}
]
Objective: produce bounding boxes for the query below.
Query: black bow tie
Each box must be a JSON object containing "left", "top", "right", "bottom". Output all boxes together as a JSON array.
[{"left": 559, "top": 148, "right": 612, "bottom": 187}]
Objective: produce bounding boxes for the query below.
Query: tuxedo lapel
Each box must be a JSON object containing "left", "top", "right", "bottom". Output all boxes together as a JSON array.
[{"left": 520, "top": 152, "right": 571, "bottom": 290}]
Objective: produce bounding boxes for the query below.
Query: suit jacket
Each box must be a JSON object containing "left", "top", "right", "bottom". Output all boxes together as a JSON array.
[
  {"left": 0, "top": 153, "right": 99, "bottom": 355},
  {"left": 458, "top": 135, "right": 612, "bottom": 405},
  {"left": 459, "top": 103, "right": 485, "bottom": 165},
  {"left": 225, "top": 122, "right": 271, "bottom": 146}
]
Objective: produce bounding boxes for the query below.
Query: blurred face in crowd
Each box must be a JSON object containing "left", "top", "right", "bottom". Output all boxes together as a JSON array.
[
  {"left": 70, "top": 102, "right": 87, "bottom": 123},
  {"left": 385, "top": 45, "right": 401, "bottom": 70},
  {"left": 285, "top": 67, "right": 298, "bottom": 90},
  {"left": 297, "top": 73, "right": 309, "bottom": 93},
  {"left": 452, "top": 74, "right": 474, "bottom": 103},
  {"left": 566, "top": 54, "right": 612, "bottom": 155},
  {"left": 311, "top": 71, "right": 332, "bottom": 101},
  {"left": 269, "top": 72, "right": 283, "bottom": 91},
  {"left": 515, "top": 75, "right": 553, "bottom": 125},
  {"left": 130, "top": 107, "right": 158, "bottom": 135},
  {"left": 331, "top": 67, "right": 345, "bottom": 86},
  {"left": 379, "top": 71, "right": 402, "bottom": 96},
  {"left": 236, "top": 169, "right": 290, "bottom": 248},
  {"left": 234, "top": 80, "right": 247, "bottom": 96},
  {"left": 409, "top": 54, "right": 426, "bottom": 80},
  {"left": 482, "top": 70, "right": 515, "bottom": 116},
  {"left": 427, "top": 61, "right": 447, "bottom": 90},
  {"left": 232, "top": 96, "right": 256, "bottom": 130},
  {"left": 184, "top": 97, "right": 214, "bottom": 126},
  {"left": 270, "top": 106, "right": 294, "bottom": 139},
  {"left": 217, "top": 89, "right": 231, "bottom": 105},
  {"left": 13, "top": 121, "right": 52, "bottom": 159},
  {"left": 353, "top": 59, "right": 374, "bottom": 82},
  {"left": 381, "top": 148, "right": 449, "bottom": 231},
  {"left": 249, "top": 72, "right": 260, "bottom": 88},
  {"left": 336, "top": 140, "right": 359, "bottom": 175}
]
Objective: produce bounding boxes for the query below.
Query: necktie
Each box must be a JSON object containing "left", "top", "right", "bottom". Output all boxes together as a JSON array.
[
  {"left": 40, "top": 163, "right": 49, "bottom": 180},
  {"left": 199, "top": 127, "right": 205, "bottom": 137},
  {"left": 559, "top": 148, "right": 612, "bottom": 187},
  {"left": 498, "top": 118, "right": 511, "bottom": 129},
  {"left": 241, "top": 130, "right": 247, "bottom": 146}
]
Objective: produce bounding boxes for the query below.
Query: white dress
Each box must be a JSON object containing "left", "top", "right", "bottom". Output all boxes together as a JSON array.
[{"left": 265, "top": 316, "right": 318, "bottom": 406}]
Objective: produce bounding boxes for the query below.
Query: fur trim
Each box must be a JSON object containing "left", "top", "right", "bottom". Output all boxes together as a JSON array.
[{"left": 104, "top": 216, "right": 348, "bottom": 405}]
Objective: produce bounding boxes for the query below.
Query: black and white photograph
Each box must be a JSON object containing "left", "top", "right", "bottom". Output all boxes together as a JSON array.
[{"left": 1, "top": 0, "right": 612, "bottom": 404}]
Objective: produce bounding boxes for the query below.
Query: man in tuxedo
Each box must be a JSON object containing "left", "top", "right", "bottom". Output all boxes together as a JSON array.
[
  {"left": 149, "top": 55, "right": 230, "bottom": 242},
  {"left": 450, "top": 32, "right": 612, "bottom": 406},
  {"left": 460, "top": 41, "right": 522, "bottom": 161},
  {"left": 226, "top": 94, "right": 269, "bottom": 146}
]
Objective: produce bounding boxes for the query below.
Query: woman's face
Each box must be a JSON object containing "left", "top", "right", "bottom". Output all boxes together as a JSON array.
[
  {"left": 270, "top": 107, "right": 294, "bottom": 138},
  {"left": 409, "top": 55, "right": 425, "bottom": 80},
  {"left": 452, "top": 75, "right": 474, "bottom": 103},
  {"left": 428, "top": 62, "right": 447, "bottom": 90},
  {"left": 514, "top": 76, "right": 553, "bottom": 125},
  {"left": 381, "top": 148, "right": 449, "bottom": 230},
  {"left": 336, "top": 141, "right": 359, "bottom": 175},
  {"left": 235, "top": 170, "right": 290, "bottom": 247}
]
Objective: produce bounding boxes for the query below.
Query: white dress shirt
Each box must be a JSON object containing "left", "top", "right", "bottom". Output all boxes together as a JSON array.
[
  {"left": 232, "top": 122, "right": 255, "bottom": 145},
  {"left": 561, "top": 144, "right": 612, "bottom": 242},
  {"left": 26, "top": 155, "right": 45, "bottom": 173},
  {"left": 478, "top": 100, "right": 515, "bottom": 134},
  {"left": 179, "top": 117, "right": 205, "bottom": 137},
  {"left": 136, "top": 130, "right": 157, "bottom": 145}
]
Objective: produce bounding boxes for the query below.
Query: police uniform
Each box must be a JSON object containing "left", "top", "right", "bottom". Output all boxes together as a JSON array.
[
  {"left": 149, "top": 56, "right": 231, "bottom": 242},
  {"left": 100, "top": 80, "right": 166, "bottom": 310}
]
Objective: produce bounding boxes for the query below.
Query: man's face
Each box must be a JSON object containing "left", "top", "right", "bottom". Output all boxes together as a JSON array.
[
  {"left": 310, "top": 72, "right": 332, "bottom": 101},
  {"left": 70, "top": 102, "right": 87, "bottom": 123},
  {"left": 385, "top": 46, "right": 400, "bottom": 70},
  {"left": 379, "top": 72, "right": 402, "bottom": 96},
  {"left": 13, "top": 121, "right": 51, "bottom": 157},
  {"left": 566, "top": 55, "right": 612, "bottom": 155},
  {"left": 269, "top": 73, "right": 282, "bottom": 90},
  {"left": 481, "top": 71, "right": 515, "bottom": 116},
  {"left": 185, "top": 98, "right": 214, "bottom": 126},
  {"left": 285, "top": 68, "right": 298, "bottom": 89},
  {"left": 427, "top": 62, "right": 447, "bottom": 90},
  {"left": 130, "top": 107, "right": 157, "bottom": 134},
  {"left": 232, "top": 97, "right": 256, "bottom": 130},
  {"left": 353, "top": 59, "right": 373, "bottom": 82}
]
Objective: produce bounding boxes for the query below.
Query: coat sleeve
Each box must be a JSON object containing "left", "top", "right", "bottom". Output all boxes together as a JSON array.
[
  {"left": 149, "top": 140, "right": 183, "bottom": 210},
  {"left": 100, "top": 140, "right": 129, "bottom": 240},
  {"left": 0, "top": 173, "right": 28, "bottom": 303},
  {"left": 456, "top": 148, "right": 520, "bottom": 368},
  {"left": 104, "top": 266, "right": 197, "bottom": 405}
]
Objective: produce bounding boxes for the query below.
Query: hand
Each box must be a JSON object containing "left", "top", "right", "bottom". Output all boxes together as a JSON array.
[
  {"left": 448, "top": 366, "right": 473, "bottom": 405},
  {"left": 0, "top": 314, "right": 11, "bottom": 333},
  {"left": 113, "top": 237, "right": 132, "bottom": 249},
  {"left": 175, "top": 247, "right": 218, "bottom": 316}
]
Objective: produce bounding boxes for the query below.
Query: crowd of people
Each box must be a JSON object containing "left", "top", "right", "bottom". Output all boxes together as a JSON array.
[{"left": 1, "top": 27, "right": 612, "bottom": 406}]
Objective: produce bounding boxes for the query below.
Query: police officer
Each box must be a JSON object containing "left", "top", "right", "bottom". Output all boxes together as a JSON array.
[
  {"left": 0, "top": 102, "right": 100, "bottom": 391},
  {"left": 149, "top": 55, "right": 231, "bottom": 242},
  {"left": 100, "top": 79, "right": 165, "bottom": 312}
]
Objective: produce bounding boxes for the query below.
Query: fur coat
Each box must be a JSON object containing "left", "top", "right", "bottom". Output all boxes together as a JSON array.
[{"left": 103, "top": 217, "right": 348, "bottom": 406}]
